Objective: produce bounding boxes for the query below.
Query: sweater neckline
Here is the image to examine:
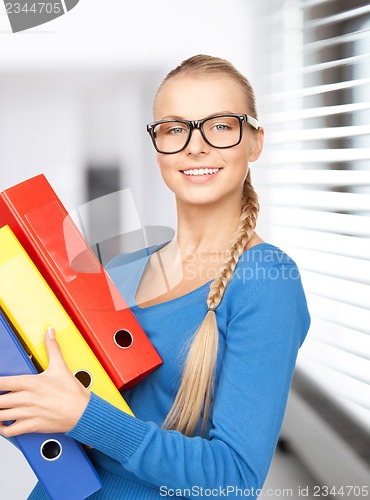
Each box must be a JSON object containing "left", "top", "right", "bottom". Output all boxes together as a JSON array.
[{"left": 131, "top": 241, "right": 272, "bottom": 312}]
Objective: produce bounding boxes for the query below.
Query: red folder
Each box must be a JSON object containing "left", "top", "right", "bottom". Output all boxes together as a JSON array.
[{"left": 0, "top": 174, "right": 162, "bottom": 390}]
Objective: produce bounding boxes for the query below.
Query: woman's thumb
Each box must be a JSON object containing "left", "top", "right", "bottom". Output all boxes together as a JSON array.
[
  {"left": 44, "top": 327, "right": 64, "bottom": 368},
  {"left": 47, "top": 326, "right": 56, "bottom": 340}
]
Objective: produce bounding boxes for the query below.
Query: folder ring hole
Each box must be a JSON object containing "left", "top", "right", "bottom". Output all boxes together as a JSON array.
[
  {"left": 74, "top": 369, "right": 93, "bottom": 389},
  {"left": 114, "top": 329, "right": 133, "bottom": 349},
  {"left": 40, "top": 439, "right": 62, "bottom": 461}
]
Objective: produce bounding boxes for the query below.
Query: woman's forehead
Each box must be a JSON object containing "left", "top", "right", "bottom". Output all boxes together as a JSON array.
[{"left": 154, "top": 74, "right": 247, "bottom": 120}]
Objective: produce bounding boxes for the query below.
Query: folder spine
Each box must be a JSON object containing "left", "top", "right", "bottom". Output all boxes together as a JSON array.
[{"left": 0, "top": 311, "right": 102, "bottom": 500}]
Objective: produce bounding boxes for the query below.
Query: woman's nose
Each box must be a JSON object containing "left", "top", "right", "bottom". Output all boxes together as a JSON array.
[{"left": 185, "top": 129, "right": 211, "bottom": 155}]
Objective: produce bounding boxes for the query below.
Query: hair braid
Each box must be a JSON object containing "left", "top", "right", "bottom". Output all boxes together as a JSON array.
[
  {"left": 207, "top": 171, "right": 259, "bottom": 310},
  {"left": 163, "top": 171, "right": 259, "bottom": 436}
]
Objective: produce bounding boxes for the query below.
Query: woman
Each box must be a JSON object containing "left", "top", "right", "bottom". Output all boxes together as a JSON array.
[{"left": 0, "top": 55, "right": 310, "bottom": 499}]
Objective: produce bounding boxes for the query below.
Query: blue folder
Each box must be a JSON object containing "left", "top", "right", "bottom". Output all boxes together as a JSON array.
[{"left": 0, "top": 311, "right": 102, "bottom": 500}]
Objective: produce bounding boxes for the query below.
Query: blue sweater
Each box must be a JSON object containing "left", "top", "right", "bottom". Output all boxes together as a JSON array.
[{"left": 28, "top": 242, "right": 310, "bottom": 499}]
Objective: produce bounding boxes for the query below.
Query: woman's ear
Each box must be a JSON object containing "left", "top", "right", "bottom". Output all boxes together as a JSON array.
[{"left": 249, "top": 127, "right": 264, "bottom": 162}]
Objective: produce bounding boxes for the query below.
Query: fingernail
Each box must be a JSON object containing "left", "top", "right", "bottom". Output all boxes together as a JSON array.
[{"left": 47, "top": 326, "right": 55, "bottom": 339}]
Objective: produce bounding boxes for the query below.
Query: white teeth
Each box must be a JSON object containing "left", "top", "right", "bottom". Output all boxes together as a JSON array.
[{"left": 182, "top": 168, "right": 220, "bottom": 176}]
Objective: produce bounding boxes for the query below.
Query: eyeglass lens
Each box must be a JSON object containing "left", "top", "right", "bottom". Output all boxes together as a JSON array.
[{"left": 153, "top": 115, "right": 241, "bottom": 153}]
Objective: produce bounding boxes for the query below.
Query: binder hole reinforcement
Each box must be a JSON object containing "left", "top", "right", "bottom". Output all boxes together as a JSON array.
[
  {"left": 74, "top": 369, "right": 93, "bottom": 389},
  {"left": 114, "top": 329, "right": 133, "bottom": 349},
  {"left": 40, "top": 440, "right": 62, "bottom": 461}
]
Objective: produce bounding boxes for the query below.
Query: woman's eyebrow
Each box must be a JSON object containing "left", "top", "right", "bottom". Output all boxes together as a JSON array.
[
  {"left": 158, "top": 111, "right": 237, "bottom": 121},
  {"left": 159, "top": 115, "right": 186, "bottom": 120}
]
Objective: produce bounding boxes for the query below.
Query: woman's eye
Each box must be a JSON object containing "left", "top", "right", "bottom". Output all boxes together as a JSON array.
[
  {"left": 213, "top": 123, "right": 231, "bottom": 131},
  {"left": 168, "top": 127, "right": 186, "bottom": 135}
]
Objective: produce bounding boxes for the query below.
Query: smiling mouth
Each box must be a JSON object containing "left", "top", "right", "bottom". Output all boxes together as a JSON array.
[{"left": 180, "top": 168, "right": 222, "bottom": 176}]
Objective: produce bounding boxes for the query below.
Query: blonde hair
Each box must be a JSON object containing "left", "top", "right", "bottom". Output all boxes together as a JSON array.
[
  {"left": 154, "top": 54, "right": 259, "bottom": 119},
  {"left": 159, "top": 55, "right": 260, "bottom": 436}
]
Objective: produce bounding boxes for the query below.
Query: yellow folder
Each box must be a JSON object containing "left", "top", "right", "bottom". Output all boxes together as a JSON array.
[{"left": 0, "top": 225, "right": 133, "bottom": 415}]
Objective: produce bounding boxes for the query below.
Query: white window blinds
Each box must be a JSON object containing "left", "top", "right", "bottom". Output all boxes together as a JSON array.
[{"left": 254, "top": 0, "right": 370, "bottom": 433}]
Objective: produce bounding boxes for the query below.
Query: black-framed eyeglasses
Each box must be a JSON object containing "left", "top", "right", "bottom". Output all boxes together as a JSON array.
[{"left": 146, "top": 113, "right": 259, "bottom": 154}]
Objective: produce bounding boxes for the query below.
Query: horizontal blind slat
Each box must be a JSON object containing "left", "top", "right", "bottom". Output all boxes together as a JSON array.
[
  {"left": 328, "top": 396, "right": 370, "bottom": 432},
  {"left": 301, "top": 339, "right": 370, "bottom": 385},
  {"left": 268, "top": 126, "right": 370, "bottom": 142},
  {"left": 254, "top": 168, "right": 370, "bottom": 186},
  {"left": 304, "top": 28, "right": 370, "bottom": 53},
  {"left": 303, "top": 0, "right": 337, "bottom": 8},
  {"left": 304, "top": 5, "right": 370, "bottom": 29},
  {"left": 257, "top": 226, "right": 370, "bottom": 260},
  {"left": 263, "top": 149, "right": 370, "bottom": 163},
  {"left": 270, "top": 54, "right": 370, "bottom": 80},
  {"left": 261, "top": 189, "right": 370, "bottom": 211},
  {"left": 266, "top": 29, "right": 370, "bottom": 67},
  {"left": 266, "top": 207, "right": 370, "bottom": 236},
  {"left": 283, "top": 247, "right": 370, "bottom": 284},
  {"left": 266, "top": 102, "right": 370, "bottom": 123},
  {"left": 300, "top": 270, "right": 370, "bottom": 309},
  {"left": 309, "top": 317, "right": 370, "bottom": 361},
  {"left": 305, "top": 294, "right": 370, "bottom": 335},
  {"left": 297, "top": 357, "right": 370, "bottom": 411},
  {"left": 268, "top": 77, "right": 370, "bottom": 101},
  {"left": 268, "top": 29, "right": 370, "bottom": 62}
]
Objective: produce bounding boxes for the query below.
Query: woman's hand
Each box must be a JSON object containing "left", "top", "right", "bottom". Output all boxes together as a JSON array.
[{"left": 0, "top": 327, "right": 90, "bottom": 437}]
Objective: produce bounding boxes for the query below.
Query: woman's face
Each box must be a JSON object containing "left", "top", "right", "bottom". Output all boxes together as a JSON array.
[{"left": 153, "top": 74, "right": 264, "bottom": 208}]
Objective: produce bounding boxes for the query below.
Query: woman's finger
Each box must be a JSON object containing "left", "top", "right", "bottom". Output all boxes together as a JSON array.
[
  {"left": 0, "top": 406, "right": 35, "bottom": 422},
  {"left": 0, "top": 374, "right": 37, "bottom": 393},
  {"left": 0, "top": 391, "right": 34, "bottom": 409},
  {"left": 0, "top": 419, "right": 37, "bottom": 438}
]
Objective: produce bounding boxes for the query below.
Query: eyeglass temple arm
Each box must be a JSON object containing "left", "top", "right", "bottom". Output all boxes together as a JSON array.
[{"left": 245, "top": 115, "right": 259, "bottom": 130}]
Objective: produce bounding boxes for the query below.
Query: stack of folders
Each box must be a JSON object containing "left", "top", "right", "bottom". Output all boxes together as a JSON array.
[
  {"left": 0, "top": 224, "right": 135, "bottom": 497},
  {"left": 0, "top": 174, "right": 162, "bottom": 390},
  {"left": 0, "top": 224, "right": 133, "bottom": 414},
  {"left": 0, "top": 174, "right": 162, "bottom": 498},
  {"left": 0, "top": 311, "right": 102, "bottom": 499}
]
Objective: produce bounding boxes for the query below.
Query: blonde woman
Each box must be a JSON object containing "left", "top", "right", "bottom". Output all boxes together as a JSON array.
[{"left": 0, "top": 55, "right": 310, "bottom": 499}]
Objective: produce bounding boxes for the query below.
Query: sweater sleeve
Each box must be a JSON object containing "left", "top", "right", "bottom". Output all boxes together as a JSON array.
[{"left": 66, "top": 262, "right": 310, "bottom": 498}]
